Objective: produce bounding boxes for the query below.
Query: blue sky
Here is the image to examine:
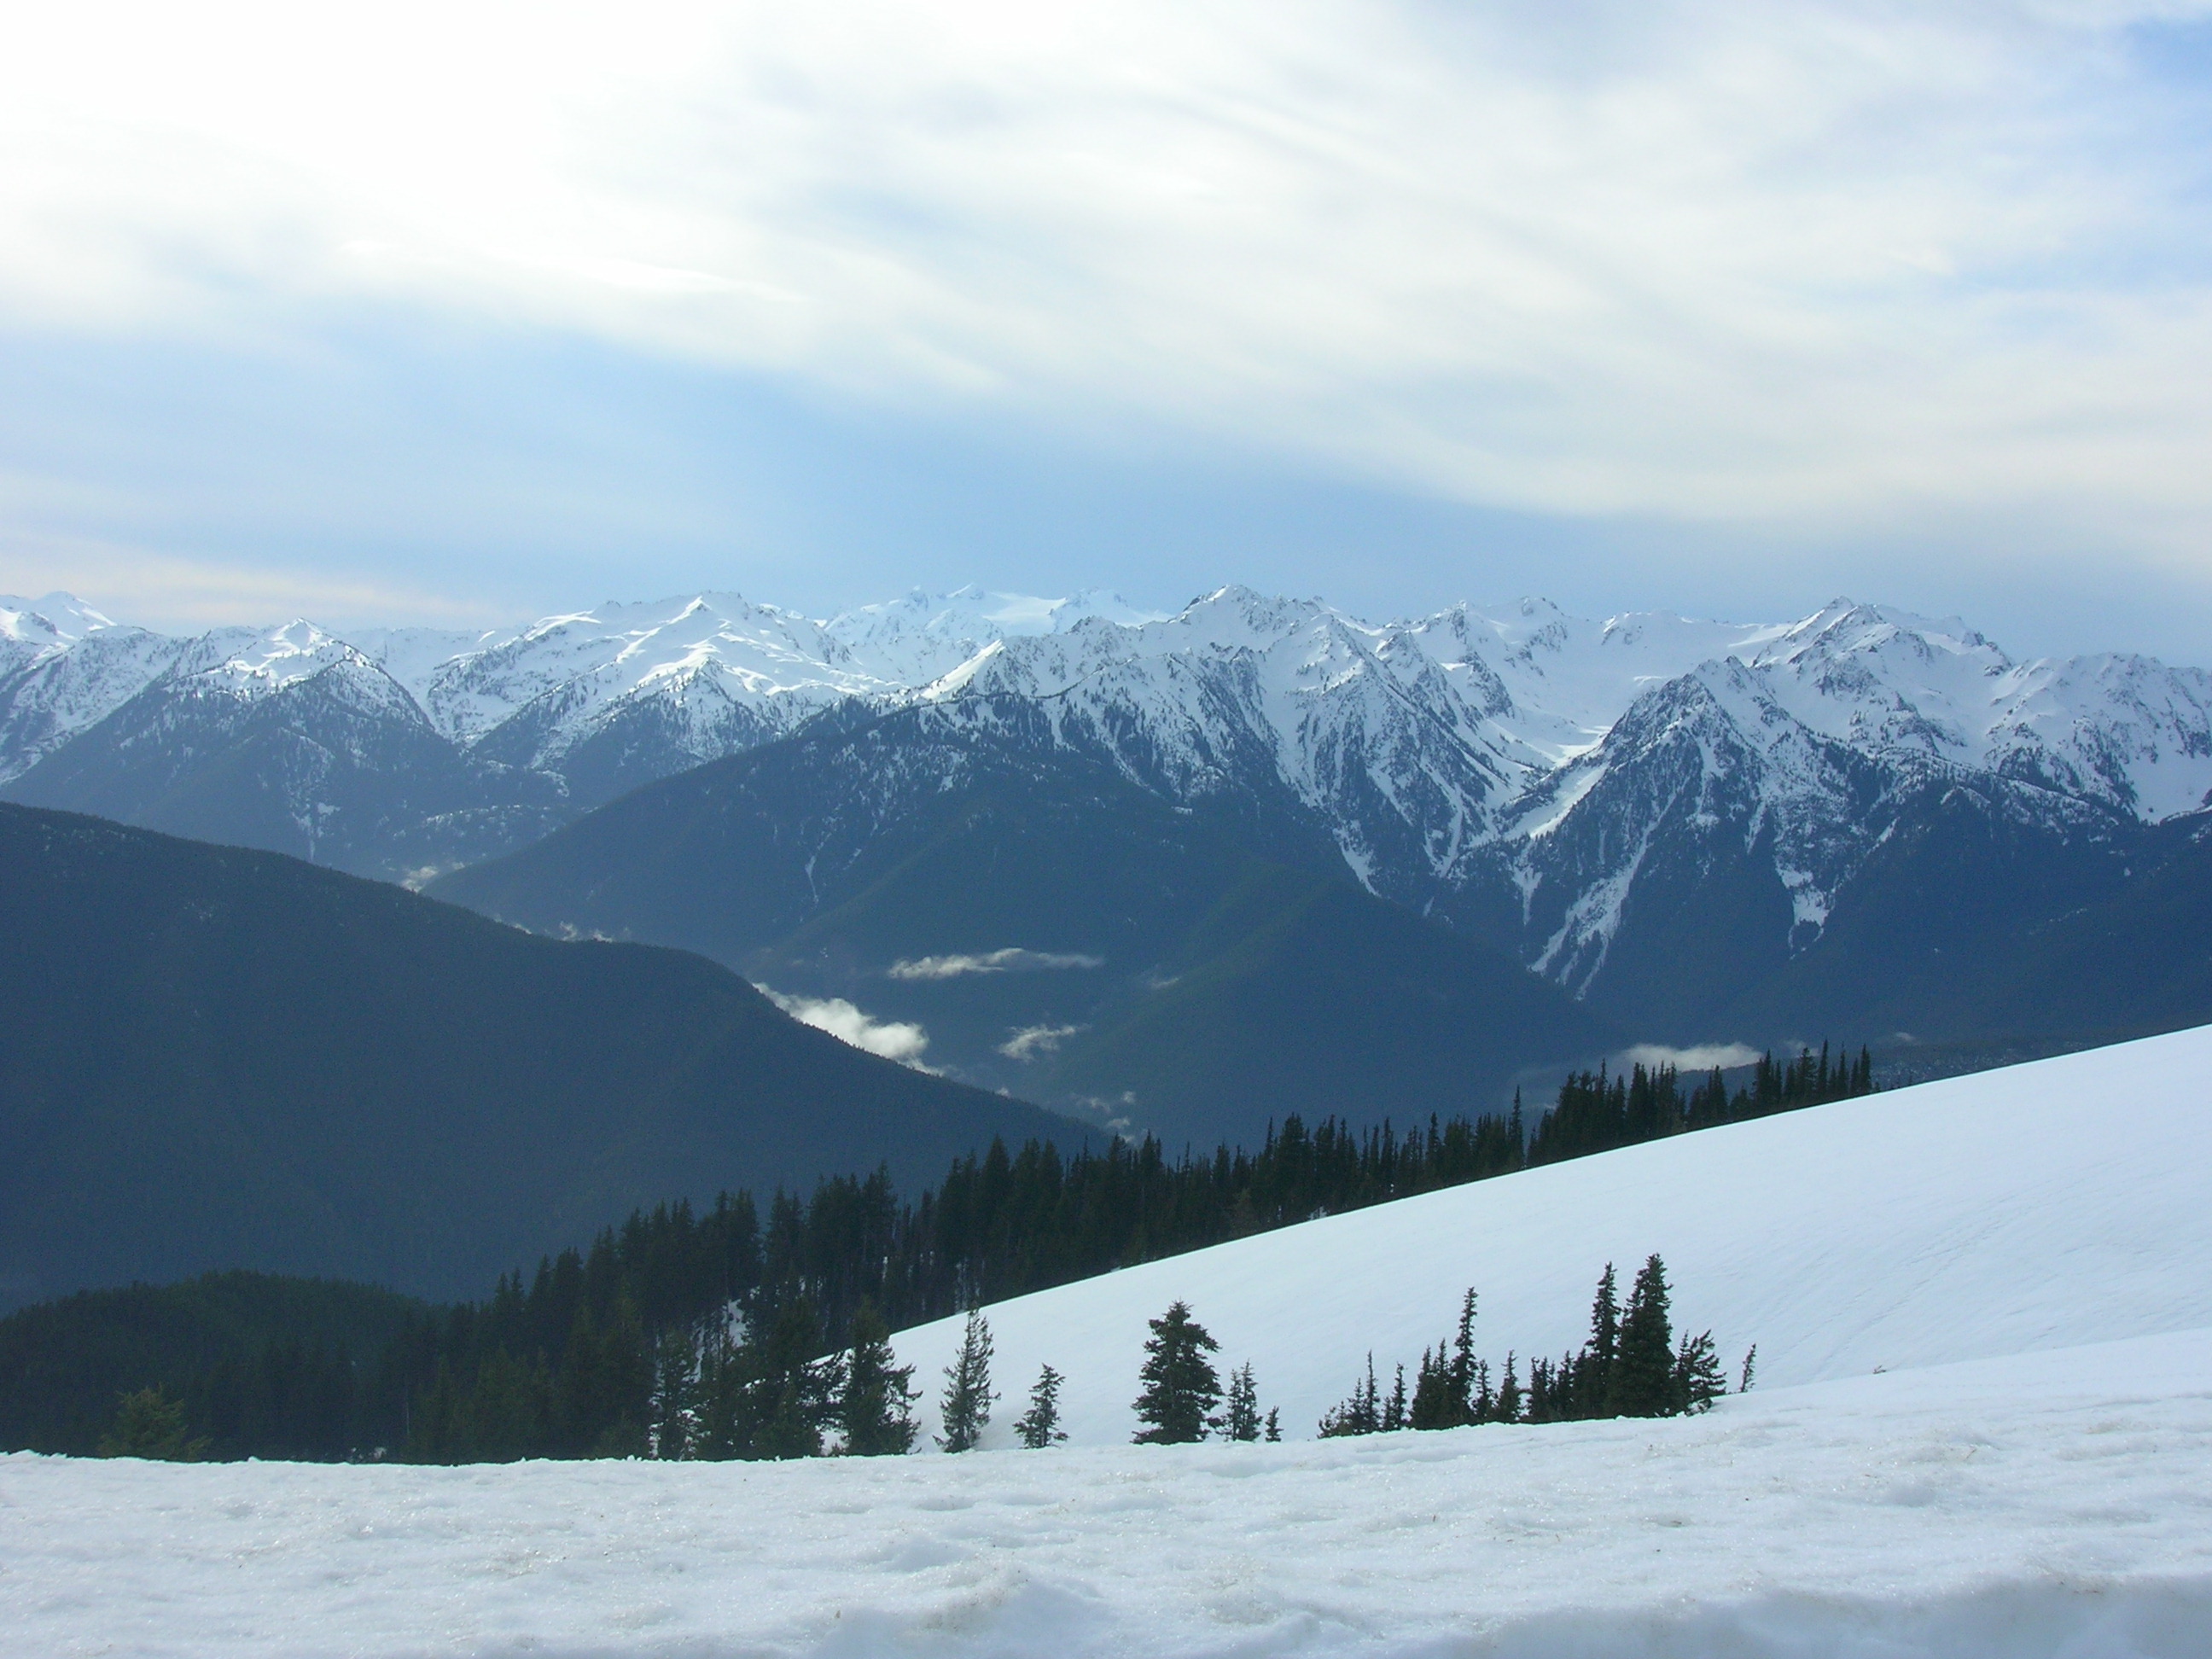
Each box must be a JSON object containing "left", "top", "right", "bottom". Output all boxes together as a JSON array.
[{"left": 4, "top": 1, "right": 2211, "bottom": 661}]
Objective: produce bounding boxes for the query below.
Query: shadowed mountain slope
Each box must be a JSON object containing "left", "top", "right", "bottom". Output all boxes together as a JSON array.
[
  {"left": 431, "top": 707, "right": 1615, "bottom": 1144},
  {"left": 0, "top": 803, "right": 1081, "bottom": 1312}
]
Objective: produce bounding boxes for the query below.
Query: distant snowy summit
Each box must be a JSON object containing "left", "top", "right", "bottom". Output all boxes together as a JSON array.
[
  {"left": 10, "top": 582, "right": 2203, "bottom": 819},
  {"left": 0, "top": 585, "right": 1164, "bottom": 787},
  {"left": 5, "top": 582, "right": 2209, "bottom": 1049}
]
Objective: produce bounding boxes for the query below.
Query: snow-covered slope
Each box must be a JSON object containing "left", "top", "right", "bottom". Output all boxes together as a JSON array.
[
  {"left": 890, "top": 1023, "right": 2212, "bottom": 1447},
  {"left": 5, "top": 1336, "right": 2209, "bottom": 1657},
  {"left": 0, "top": 593, "right": 223, "bottom": 785},
  {"left": 8, "top": 1035, "right": 2211, "bottom": 1658}
]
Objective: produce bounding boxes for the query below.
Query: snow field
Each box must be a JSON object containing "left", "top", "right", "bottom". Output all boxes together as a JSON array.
[
  {"left": 4, "top": 1330, "right": 2209, "bottom": 1658},
  {"left": 9, "top": 1026, "right": 2209, "bottom": 1656},
  {"left": 890, "top": 1025, "right": 2212, "bottom": 1451}
]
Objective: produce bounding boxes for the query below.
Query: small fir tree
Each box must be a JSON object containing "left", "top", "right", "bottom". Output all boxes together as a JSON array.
[
  {"left": 1408, "top": 1344, "right": 1456, "bottom": 1429},
  {"left": 937, "top": 1307, "right": 996, "bottom": 1452},
  {"left": 1215, "top": 1361, "right": 1261, "bottom": 1441},
  {"left": 749, "top": 1297, "right": 841, "bottom": 1460},
  {"left": 1672, "top": 1329, "right": 1727, "bottom": 1415},
  {"left": 841, "top": 1301, "right": 919, "bottom": 1455},
  {"left": 1382, "top": 1363, "right": 1408, "bottom": 1432},
  {"left": 1014, "top": 1363, "right": 1068, "bottom": 1449},
  {"left": 1607, "top": 1254, "right": 1677, "bottom": 1417},
  {"left": 1493, "top": 1351, "right": 1522, "bottom": 1423},
  {"left": 1578, "top": 1263, "right": 1620, "bottom": 1413},
  {"left": 1264, "top": 1407, "right": 1281, "bottom": 1442},
  {"left": 1318, "top": 1353, "right": 1382, "bottom": 1437},
  {"left": 1132, "top": 1301, "right": 1222, "bottom": 1444},
  {"left": 97, "top": 1387, "right": 209, "bottom": 1461},
  {"left": 650, "top": 1327, "right": 696, "bottom": 1460},
  {"left": 1738, "top": 1344, "right": 1758, "bottom": 1394}
]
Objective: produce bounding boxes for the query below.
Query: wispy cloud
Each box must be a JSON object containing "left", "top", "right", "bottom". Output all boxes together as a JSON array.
[
  {"left": 4, "top": 0, "right": 2212, "bottom": 577},
  {"left": 758, "top": 986, "right": 932, "bottom": 1067},
  {"left": 889, "top": 947, "right": 1104, "bottom": 981},
  {"left": 1621, "top": 1042, "right": 1763, "bottom": 1073},
  {"left": 998, "top": 1023, "right": 1085, "bottom": 1062},
  {"left": 0, "top": 527, "right": 508, "bottom": 633}
]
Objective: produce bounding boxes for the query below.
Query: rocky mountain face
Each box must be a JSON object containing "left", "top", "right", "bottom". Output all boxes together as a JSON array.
[
  {"left": 8, "top": 585, "right": 2209, "bottom": 1069},
  {"left": 0, "top": 589, "right": 1156, "bottom": 878}
]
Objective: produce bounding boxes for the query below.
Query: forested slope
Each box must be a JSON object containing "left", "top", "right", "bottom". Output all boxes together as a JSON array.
[{"left": 0, "top": 805, "right": 1080, "bottom": 1309}]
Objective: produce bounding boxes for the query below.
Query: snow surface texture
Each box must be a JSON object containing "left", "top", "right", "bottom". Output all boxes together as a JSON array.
[
  {"left": 6, "top": 1028, "right": 2211, "bottom": 1657},
  {"left": 4, "top": 1334, "right": 2209, "bottom": 1657}
]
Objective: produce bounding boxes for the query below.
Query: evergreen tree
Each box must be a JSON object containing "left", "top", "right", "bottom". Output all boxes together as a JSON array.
[
  {"left": 650, "top": 1327, "right": 696, "bottom": 1459},
  {"left": 1738, "top": 1344, "right": 1757, "bottom": 1394},
  {"left": 754, "top": 1297, "right": 842, "bottom": 1460},
  {"left": 1215, "top": 1361, "right": 1261, "bottom": 1441},
  {"left": 1412, "top": 1285, "right": 1484, "bottom": 1429},
  {"left": 1607, "top": 1254, "right": 1676, "bottom": 1417},
  {"left": 1382, "top": 1363, "right": 1408, "bottom": 1432},
  {"left": 937, "top": 1307, "right": 995, "bottom": 1452},
  {"left": 1672, "top": 1328, "right": 1727, "bottom": 1415},
  {"left": 1318, "top": 1353, "right": 1381, "bottom": 1437},
  {"left": 1579, "top": 1263, "right": 1619, "bottom": 1413},
  {"left": 1450, "top": 1288, "right": 1478, "bottom": 1409},
  {"left": 1522, "top": 1356, "right": 1552, "bottom": 1423},
  {"left": 1494, "top": 1351, "right": 1522, "bottom": 1423},
  {"left": 1264, "top": 1407, "right": 1281, "bottom": 1442},
  {"left": 690, "top": 1319, "right": 752, "bottom": 1460},
  {"left": 97, "top": 1387, "right": 209, "bottom": 1460},
  {"left": 1408, "top": 1345, "right": 1455, "bottom": 1429},
  {"left": 1013, "top": 1363, "right": 1068, "bottom": 1449},
  {"left": 839, "top": 1301, "right": 918, "bottom": 1455},
  {"left": 1132, "top": 1301, "right": 1222, "bottom": 1444}
]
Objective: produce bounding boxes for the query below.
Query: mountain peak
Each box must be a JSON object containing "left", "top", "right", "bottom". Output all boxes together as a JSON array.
[{"left": 0, "top": 592, "right": 124, "bottom": 648}]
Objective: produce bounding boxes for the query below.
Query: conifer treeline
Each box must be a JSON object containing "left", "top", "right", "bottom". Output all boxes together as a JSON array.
[
  {"left": 71, "top": 1047, "right": 1864, "bottom": 1460},
  {"left": 1528, "top": 1045, "right": 1873, "bottom": 1165},
  {"left": 1318, "top": 1257, "right": 1729, "bottom": 1437}
]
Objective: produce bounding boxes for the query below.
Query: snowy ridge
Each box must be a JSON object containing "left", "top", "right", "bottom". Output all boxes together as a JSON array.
[{"left": 5, "top": 584, "right": 2209, "bottom": 979}]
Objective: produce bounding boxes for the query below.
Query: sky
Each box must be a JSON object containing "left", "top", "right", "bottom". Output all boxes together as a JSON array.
[{"left": 3, "top": 0, "right": 2211, "bottom": 662}]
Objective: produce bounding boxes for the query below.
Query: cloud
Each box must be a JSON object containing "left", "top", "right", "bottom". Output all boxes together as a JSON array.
[
  {"left": 757, "top": 986, "right": 932, "bottom": 1066},
  {"left": 1620, "top": 1042, "right": 1764, "bottom": 1073},
  {"left": 998, "top": 1023, "right": 1086, "bottom": 1062},
  {"left": 6, "top": 0, "right": 2212, "bottom": 582},
  {"left": 0, "top": 527, "right": 507, "bottom": 634},
  {"left": 889, "top": 947, "right": 1104, "bottom": 981}
]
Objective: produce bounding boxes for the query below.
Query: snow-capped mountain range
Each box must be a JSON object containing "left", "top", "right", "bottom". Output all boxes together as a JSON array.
[{"left": 6, "top": 584, "right": 2209, "bottom": 1042}]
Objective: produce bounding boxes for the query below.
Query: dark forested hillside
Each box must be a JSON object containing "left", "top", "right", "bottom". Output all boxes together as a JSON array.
[
  {"left": 0, "top": 1042, "right": 1865, "bottom": 1461},
  {"left": 0, "top": 1272, "right": 427, "bottom": 1457},
  {"left": 0, "top": 804, "right": 1083, "bottom": 1311}
]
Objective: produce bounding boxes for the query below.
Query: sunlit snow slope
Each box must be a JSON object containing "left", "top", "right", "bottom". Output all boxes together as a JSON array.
[
  {"left": 893, "top": 1023, "right": 2212, "bottom": 1447},
  {"left": 6, "top": 1336, "right": 2209, "bottom": 1657},
  {"left": 7, "top": 1028, "right": 2210, "bottom": 1659}
]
